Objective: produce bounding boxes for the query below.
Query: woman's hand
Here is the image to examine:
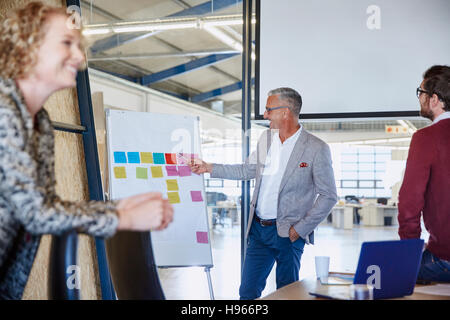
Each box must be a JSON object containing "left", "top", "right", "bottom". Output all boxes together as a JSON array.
[{"left": 116, "top": 192, "right": 174, "bottom": 231}]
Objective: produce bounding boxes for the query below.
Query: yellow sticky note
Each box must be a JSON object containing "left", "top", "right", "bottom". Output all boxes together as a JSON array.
[
  {"left": 167, "top": 192, "right": 180, "bottom": 204},
  {"left": 114, "top": 167, "right": 126, "bottom": 179},
  {"left": 166, "top": 179, "right": 179, "bottom": 191},
  {"left": 141, "top": 152, "right": 153, "bottom": 164},
  {"left": 151, "top": 166, "right": 163, "bottom": 178}
]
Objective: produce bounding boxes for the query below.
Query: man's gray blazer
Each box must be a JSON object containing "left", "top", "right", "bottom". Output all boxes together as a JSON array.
[{"left": 210, "top": 129, "right": 337, "bottom": 244}]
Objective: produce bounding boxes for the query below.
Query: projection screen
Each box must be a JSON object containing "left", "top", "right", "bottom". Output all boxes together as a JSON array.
[{"left": 256, "top": 0, "right": 450, "bottom": 119}]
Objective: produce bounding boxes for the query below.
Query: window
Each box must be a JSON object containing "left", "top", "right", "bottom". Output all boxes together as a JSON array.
[{"left": 339, "top": 146, "right": 391, "bottom": 198}]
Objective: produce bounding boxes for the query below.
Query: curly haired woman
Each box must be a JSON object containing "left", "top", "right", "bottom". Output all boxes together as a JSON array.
[{"left": 0, "top": 2, "right": 173, "bottom": 299}]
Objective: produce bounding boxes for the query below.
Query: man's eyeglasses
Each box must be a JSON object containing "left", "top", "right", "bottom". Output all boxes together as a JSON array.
[
  {"left": 416, "top": 87, "right": 443, "bottom": 101},
  {"left": 265, "top": 106, "right": 290, "bottom": 113},
  {"left": 416, "top": 87, "right": 430, "bottom": 99}
]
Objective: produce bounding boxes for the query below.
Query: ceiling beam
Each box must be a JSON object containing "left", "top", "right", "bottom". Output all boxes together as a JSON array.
[
  {"left": 89, "top": 67, "right": 138, "bottom": 83},
  {"left": 191, "top": 78, "right": 254, "bottom": 103},
  {"left": 89, "top": 0, "right": 243, "bottom": 54},
  {"left": 88, "top": 49, "right": 240, "bottom": 61},
  {"left": 139, "top": 53, "right": 239, "bottom": 85}
]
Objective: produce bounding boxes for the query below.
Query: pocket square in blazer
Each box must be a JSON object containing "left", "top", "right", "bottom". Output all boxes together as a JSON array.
[{"left": 299, "top": 162, "right": 308, "bottom": 168}]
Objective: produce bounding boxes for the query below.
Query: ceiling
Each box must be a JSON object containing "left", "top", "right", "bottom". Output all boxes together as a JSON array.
[
  {"left": 81, "top": 0, "right": 247, "bottom": 116},
  {"left": 80, "top": 0, "right": 430, "bottom": 146}
]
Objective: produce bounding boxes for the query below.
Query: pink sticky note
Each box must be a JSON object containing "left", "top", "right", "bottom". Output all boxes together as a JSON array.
[
  {"left": 165, "top": 166, "right": 178, "bottom": 176},
  {"left": 190, "top": 191, "right": 203, "bottom": 202},
  {"left": 196, "top": 231, "right": 208, "bottom": 244},
  {"left": 178, "top": 166, "right": 192, "bottom": 177},
  {"left": 176, "top": 153, "right": 189, "bottom": 165}
]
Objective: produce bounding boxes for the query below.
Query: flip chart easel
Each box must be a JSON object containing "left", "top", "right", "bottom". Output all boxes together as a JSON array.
[{"left": 105, "top": 109, "right": 214, "bottom": 299}]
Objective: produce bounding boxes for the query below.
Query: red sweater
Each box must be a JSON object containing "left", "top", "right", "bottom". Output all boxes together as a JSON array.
[{"left": 398, "top": 118, "right": 450, "bottom": 260}]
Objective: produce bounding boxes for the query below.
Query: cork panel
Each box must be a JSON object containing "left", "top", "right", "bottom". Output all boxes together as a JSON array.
[
  {"left": 53, "top": 131, "right": 101, "bottom": 300},
  {"left": 44, "top": 88, "right": 82, "bottom": 126},
  {"left": 53, "top": 130, "right": 90, "bottom": 202},
  {"left": 92, "top": 92, "right": 109, "bottom": 193},
  {"left": 21, "top": 236, "right": 52, "bottom": 300}
]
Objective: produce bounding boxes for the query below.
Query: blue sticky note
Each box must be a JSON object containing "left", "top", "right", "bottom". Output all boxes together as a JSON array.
[
  {"left": 153, "top": 153, "right": 166, "bottom": 164},
  {"left": 127, "top": 152, "right": 140, "bottom": 164},
  {"left": 113, "top": 152, "right": 127, "bottom": 163}
]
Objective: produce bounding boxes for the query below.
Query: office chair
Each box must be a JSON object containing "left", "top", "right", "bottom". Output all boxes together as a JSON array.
[
  {"left": 344, "top": 195, "right": 361, "bottom": 224},
  {"left": 106, "top": 231, "right": 165, "bottom": 300},
  {"left": 48, "top": 230, "right": 80, "bottom": 300},
  {"left": 344, "top": 195, "right": 360, "bottom": 204}
]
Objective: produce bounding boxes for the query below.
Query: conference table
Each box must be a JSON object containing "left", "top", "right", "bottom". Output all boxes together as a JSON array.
[{"left": 260, "top": 273, "right": 450, "bottom": 300}]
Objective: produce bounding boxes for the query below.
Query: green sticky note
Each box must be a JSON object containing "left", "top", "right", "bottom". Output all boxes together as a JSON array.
[
  {"left": 166, "top": 179, "right": 179, "bottom": 191},
  {"left": 136, "top": 167, "right": 148, "bottom": 179},
  {"left": 114, "top": 167, "right": 126, "bottom": 179},
  {"left": 151, "top": 166, "right": 164, "bottom": 178},
  {"left": 141, "top": 152, "right": 153, "bottom": 164},
  {"left": 167, "top": 192, "right": 180, "bottom": 204}
]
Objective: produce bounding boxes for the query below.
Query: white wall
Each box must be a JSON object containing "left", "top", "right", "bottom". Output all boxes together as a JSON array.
[
  {"left": 89, "top": 77, "right": 146, "bottom": 112},
  {"left": 259, "top": 0, "right": 450, "bottom": 117}
]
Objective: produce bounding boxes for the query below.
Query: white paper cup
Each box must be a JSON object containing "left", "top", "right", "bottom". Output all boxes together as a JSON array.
[{"left": 315, "top": 256, "right": 330, "bottom": 279}]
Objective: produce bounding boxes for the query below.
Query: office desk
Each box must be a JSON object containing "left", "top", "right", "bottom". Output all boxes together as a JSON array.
[
  {"left": 331, "top": 204, "right": 361, "bottom": 229},
  {"left": 360, "top": 205, "right": 398, "bottom": 226},
  {"left": 260, "top": 274, "right": 449, "bottom": 300},
  {"left": 207, "top": 204, "right": 241, "bottom": 228}
]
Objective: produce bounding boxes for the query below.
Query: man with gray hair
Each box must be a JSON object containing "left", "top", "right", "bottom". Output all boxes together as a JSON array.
[{"left": 189, "top": 87, "right": 337, "bottom": 299}]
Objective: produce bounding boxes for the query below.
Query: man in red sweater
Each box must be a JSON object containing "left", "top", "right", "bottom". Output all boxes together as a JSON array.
[{"left": 398, "top": 65, "right": 450, "bottom": 282}]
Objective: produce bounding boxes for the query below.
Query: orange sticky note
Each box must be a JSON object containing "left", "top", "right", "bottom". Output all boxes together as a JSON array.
[
  {"left": 151, "top": 166, "right": 164, "bottom": 178},
  {"left": 167, "top": 192, "right": 180, "bottom": 204},
  {"left": 114, "top": 167, "right": 126, "bottom": 179}
]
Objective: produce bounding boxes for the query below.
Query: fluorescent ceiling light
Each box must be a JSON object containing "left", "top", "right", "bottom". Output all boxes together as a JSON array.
[
  {"left": 82, "top": 24, "right": 111, "bottom": 36},
  {"left": 83, "top": 14, "right": 256, "bottom": 35},
  {"left": 367, "top": 139, "right": 389, "bottom": 143},
  {"left": 392, "top": 146, "right": 410, "bottom": 150},
  {"left": 82, "top": 28, "right": 111, "bottom": 35},
  {"left": 397, "top": 119, "right": 416, "bottom": 134},
  {"left": 387, "top": 137, "right": 412, "bottom": 142},
  {"left": 112, "top": 22, "right": 196, "bottom": 33},
  {"left": 396, "top": 119, "right": 408, "bottom": 127},
  {"left": 204, "top": 26, "right": 243, "bottom": 52},
  {"left": 203, "top": 26, "right": 256, "bottom": 60},
  {"left": 345, "top": 136, "right": 411, "bottom": 145}
]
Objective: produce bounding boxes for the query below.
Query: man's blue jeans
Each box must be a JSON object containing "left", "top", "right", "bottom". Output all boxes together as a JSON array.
[
  {"left": 239, "top": 218, "right": 305, "bottom": 300},
  {"left": 417, "top": 249, "right": 450, "bottom": 282}
]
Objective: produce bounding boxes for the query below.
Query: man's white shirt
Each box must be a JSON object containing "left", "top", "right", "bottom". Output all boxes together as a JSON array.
[
  {"left": 256, "top": 126, "right": 302, "bottom": 220},
  {"left": 432, "top": 111, "right": 450, "bottom": 125}
]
